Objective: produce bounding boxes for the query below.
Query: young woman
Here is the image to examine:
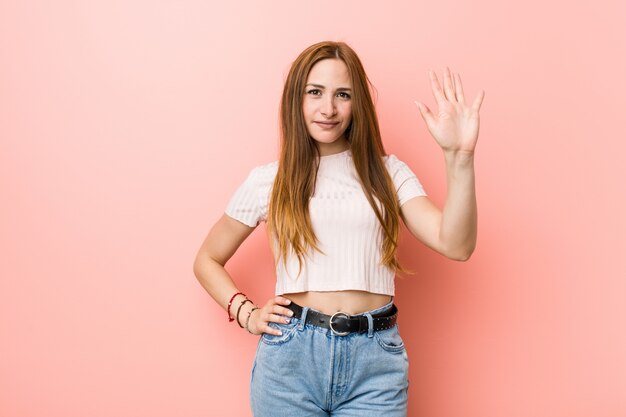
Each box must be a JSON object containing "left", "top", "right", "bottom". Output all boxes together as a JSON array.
[{"left": 193, "top": 41, "right": 484, "bottom": 416}]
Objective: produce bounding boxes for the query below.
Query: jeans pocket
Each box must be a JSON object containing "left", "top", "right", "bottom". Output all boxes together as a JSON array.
[
  {"left": 373, "top": 322, "right": 405, "bottom": 353},
  {"left": 261, "top": 317, "right": 300, "bottom": 346}
]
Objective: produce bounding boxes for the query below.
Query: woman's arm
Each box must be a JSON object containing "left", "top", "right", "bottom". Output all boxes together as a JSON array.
[
  {"left": 400, "top": 151, "right": 476, "bottom": 261},
  {"left": 193, "top": 214, "right": 293, "bottom": 335},
  {"left": 401, "top": 67, "right": 483, "bottom": 261},
  {"left": 193, "top": 214, "right": 257, "bottom": 324}
]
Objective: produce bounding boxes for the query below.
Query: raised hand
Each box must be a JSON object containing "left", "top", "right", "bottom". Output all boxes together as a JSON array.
[{"left": 414, "top": 67, "right": 485, "bottom": 155}]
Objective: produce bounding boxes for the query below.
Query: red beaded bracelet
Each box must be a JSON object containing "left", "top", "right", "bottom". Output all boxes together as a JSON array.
[{"left": 227, "top": 291, "right": 246, "bottom": 322}]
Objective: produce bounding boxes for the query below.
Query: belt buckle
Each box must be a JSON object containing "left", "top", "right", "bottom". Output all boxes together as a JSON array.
[{"left": 329, "top": 311, "right": 350, "bottom": 336}]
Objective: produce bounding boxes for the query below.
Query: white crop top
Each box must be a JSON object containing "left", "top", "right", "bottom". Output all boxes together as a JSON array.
[{"left": 224, "top": 148, "right": 427, "bottom": 296}]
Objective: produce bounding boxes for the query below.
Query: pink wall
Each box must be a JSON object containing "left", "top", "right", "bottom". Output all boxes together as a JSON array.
[{"left": 1, "top": 1, "right": 625, "bottom": 416}]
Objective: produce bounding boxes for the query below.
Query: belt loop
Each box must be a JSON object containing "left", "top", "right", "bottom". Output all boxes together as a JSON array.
[
  {"left": 364, "top": 312, "right": 374, "bottom": 338},
  {"left": 298, "top": 306, "right": 309, "bottom": 331}
]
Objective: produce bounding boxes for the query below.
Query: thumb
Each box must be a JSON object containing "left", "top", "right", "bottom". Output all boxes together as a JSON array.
[{"left": 414, "top": 101, "right": 433, "bottom": 126}]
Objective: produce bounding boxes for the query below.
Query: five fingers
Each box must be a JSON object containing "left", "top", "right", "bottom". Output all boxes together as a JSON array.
[{"left": 428, "top": 67, "right": 484, "bottom": 111}]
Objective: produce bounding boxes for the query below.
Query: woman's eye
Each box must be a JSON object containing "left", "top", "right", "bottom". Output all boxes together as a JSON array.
[{"left": 306, "top": 90, "right": 350, "bottom": 99}]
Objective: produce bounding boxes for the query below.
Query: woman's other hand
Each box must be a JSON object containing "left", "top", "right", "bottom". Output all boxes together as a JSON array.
[{"left": 247, "top": 296, "right": 295, "bottom": 336}]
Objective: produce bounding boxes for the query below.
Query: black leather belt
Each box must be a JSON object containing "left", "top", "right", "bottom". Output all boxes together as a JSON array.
[{"left": 285, "top": 300, "right": 398, "bottom": 336}]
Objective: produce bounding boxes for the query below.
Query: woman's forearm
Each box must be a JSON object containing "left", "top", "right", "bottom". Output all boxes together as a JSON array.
[
  {"left": 438, "top": 150, "right": 477, "bottom": 260},
  {"left": 193, "top": 257, "right": 255, "bottom": 327}
]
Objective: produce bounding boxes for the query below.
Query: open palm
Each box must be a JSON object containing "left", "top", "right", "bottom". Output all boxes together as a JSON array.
[{"left": 414, "top": 67, "right": 485, "bottom": 154}]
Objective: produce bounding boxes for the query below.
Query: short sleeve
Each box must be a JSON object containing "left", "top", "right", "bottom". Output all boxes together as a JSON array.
[
  {"left": 384, "top": 154, "right": 427, "bottom": 206},
  {"left": 224, "top": 166, "right": 266, "bottom": 227}
]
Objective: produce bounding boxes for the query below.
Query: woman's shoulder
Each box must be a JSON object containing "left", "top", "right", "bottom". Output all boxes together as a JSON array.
[
  {"left": 382, "top": 153, "right": 399, "bottom": 162},
  {"left": 246, "top": 160, "right": 279, "bottom": 184},
  {"left": 381, "top": 153, "right": 422, "bottom": 183},
  {"left": 382, "top": 153, "right": 406, "bottom": 170}
]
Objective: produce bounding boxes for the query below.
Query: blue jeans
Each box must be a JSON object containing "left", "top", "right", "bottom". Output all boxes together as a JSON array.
[{"left": 250, "top": 296, "right": 409, "bottom": 416}]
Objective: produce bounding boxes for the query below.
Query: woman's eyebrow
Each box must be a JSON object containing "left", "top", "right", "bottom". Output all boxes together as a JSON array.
[{"left": 305, "top": 83, "right": 352, "bottom": 91}]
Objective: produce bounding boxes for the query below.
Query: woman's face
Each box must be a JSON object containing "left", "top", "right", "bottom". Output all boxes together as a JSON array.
[{"left": 302, "top": 58, "right": 353, "bottom": 155}]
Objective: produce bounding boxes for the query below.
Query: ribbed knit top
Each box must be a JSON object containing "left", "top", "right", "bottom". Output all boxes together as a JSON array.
[{"left": 224, "top": 149, "right": 427, "bottom": 296}]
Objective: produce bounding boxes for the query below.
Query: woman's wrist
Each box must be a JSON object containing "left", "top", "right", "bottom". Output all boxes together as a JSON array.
[
  {"left": 235, "top": 298, "right": 253, "bottom": 327},
  {"left": 244, "top": 306, "right": 259, "bottom": 334},
  {"left": 443, "top": 148, "right": 475, "bottom": 162},
  {"left": 236, "top": 299, "right": 259, "bottom": 332},
  {"left": 227, "top": 292, "right": 248, "bottom": 322}
]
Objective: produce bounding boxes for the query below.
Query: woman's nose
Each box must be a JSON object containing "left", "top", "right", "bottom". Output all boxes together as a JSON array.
[{"left": 320, "top": 97, "right": 336, "bottom": 117}]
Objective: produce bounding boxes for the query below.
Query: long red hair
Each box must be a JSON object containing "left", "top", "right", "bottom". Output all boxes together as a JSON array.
[{"left": 267, "top": 41, "right": 408, "bottom": 278}]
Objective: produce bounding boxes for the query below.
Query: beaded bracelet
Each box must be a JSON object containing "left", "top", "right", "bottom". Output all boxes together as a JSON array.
[
  {"left": 227, "top": 291, "right": 246, "bottom": 322},
  {"left": 236, "top": 298, "right": 254, "bottom": 328},
  {"left": 245, "top": 307, "right": 259, "bottom": 334}
]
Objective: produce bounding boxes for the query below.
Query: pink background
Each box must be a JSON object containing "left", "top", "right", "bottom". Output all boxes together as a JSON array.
[{"left": 1, "top": 1, "right": 625, "bottom": 416}]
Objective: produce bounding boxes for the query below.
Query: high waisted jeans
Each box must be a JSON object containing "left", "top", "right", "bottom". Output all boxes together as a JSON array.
[{"left": 249, "top": 296, "right": 409, "bottom": 416}]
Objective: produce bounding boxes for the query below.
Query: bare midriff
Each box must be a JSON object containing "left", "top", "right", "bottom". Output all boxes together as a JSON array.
[{"left": 282, "top": 289, "right": 393, "bottom": 316}]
